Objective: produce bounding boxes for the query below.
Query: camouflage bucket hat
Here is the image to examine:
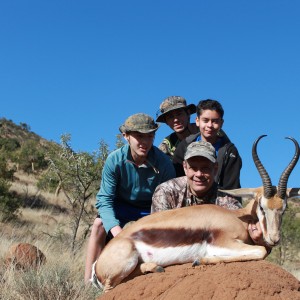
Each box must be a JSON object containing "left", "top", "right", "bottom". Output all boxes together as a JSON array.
[
  {"left": 156, "top": 96, "right": 197, "bottom": 123},
  {"left": 184, "top": 141, "right": 216, "bottom": 163},
  {"left": 119, "top": 113, "right": 160, "bottom": 134}
]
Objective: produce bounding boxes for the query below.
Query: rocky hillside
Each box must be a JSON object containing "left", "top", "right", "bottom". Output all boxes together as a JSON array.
[{"left": 0, "top": 117, "right": 55, "bottom": 151}]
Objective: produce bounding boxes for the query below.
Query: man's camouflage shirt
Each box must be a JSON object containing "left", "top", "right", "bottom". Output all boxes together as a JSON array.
[{"left": 151, "top": 176, "right": 242, "bottom": 213}]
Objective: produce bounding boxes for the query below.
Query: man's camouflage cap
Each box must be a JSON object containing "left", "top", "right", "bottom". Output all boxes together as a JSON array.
[
  {"left": 119, "top": 113, "right": 160, "bottom": 134},
  {"left": 184, "top": 141, "right": 216, "bottom": 163},
  {"left": 156, "top": 96, "right": 196, "bottom": 123}
]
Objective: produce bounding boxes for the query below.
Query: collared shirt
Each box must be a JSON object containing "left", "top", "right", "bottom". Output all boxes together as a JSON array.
[{"left": 151, "top": 176, "right": 242, "bottom": 213}]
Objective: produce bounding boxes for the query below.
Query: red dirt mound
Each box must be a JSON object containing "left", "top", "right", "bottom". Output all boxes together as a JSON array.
[{"left": 98, "top": 260, "right": 300, "bottom": 300}]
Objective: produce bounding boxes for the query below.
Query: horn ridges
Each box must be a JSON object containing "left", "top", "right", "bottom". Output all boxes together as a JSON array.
[
  {"left": 252, "top": 135, "right": 273, "bottom": 198},
  {"left": 277, "top": 137, "right": 300, "bottom": 199}
]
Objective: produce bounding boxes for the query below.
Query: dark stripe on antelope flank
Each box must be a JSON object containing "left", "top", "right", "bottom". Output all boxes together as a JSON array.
[{"left": 130, "top": 228, "right": 221, "bottom": 247}]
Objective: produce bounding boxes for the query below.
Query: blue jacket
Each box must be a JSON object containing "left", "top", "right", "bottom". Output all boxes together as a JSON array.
[{"left": 96, "top": 144, "right": 176, "bottom": 233}]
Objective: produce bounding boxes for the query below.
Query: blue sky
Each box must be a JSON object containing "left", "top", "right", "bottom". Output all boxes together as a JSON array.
[{"left": 1, "top": 1, "right": 300, "bottom": 188}]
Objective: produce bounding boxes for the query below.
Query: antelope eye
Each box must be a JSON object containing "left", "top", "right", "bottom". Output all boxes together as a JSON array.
[{"left": 259, "top": 205, "right": 265, "bottom": 215}]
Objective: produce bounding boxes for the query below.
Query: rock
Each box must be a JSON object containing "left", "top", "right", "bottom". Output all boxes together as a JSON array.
[
  {"left": 98, "top": 260, "right": 300, "bottom": 300},
  {"left": 5, "top": 243, "right": 46, "bottom": 270}
]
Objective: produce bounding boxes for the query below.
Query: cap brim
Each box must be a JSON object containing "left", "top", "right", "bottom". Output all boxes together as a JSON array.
[
  {"left": 119, "top": 125, "right": 126, "bottom": 133},
  {"left": 156, "top": 104, "right": 196, "bottom": 123},
  {"left": 119, "top": 124, "right": 160, "bottom": 134},
  {"left": 185, "top": 152, "right": 216, "bottom": 163},
  {"left": 156, "top": 114, "right": 166, "bottom": 123}
]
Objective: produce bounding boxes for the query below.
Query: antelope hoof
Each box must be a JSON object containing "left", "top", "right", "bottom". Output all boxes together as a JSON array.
[
  {"left": 156, "top": 266, "right": 165, "bottom": 273},
  {"left": 192, "top": 259, "right": 201, "bottom": 267},
  {"left": 141, "top": 262, "right": 165, "bottom": 274}
]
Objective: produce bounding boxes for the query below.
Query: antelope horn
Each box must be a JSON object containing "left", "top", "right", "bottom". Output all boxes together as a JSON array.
[
  {"left": 277, "top": 137, "right": 300, "bottom": 199},
  {"left": 252, "top": 135, "right": 273, "bottom": 198}
]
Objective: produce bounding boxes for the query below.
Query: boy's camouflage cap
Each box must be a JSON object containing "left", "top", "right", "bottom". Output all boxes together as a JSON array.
[
  {"left": 184, "top": 141, "right": 216, "bottom": 163},
  {"left": 156, "top": 96, "right": 196, "bottom": 123},
  {"left": 119, "top": 113, "right": 159, "bottom": 134}
]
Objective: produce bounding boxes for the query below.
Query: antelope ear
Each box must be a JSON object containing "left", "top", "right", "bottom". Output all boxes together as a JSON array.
[
  {"left": 219, "top": 187, "right": 262, "bottom": 199},
  {"left": 286, "top": 188, "right": 300, "bottom": 200}
]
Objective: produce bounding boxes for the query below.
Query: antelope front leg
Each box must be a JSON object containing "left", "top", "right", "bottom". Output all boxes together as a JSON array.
[{"left": 198, "top": 243, "right": 268, "bottom": 265}]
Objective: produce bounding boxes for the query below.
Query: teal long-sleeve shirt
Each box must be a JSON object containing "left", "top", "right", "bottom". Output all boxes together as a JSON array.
[{"left": 95, "top": 144, "right": 176, "bottom": 233}]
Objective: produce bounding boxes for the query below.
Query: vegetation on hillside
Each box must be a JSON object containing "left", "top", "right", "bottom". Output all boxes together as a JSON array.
[{"left": 0, "top": 117, "right": 53, "bottom": 220}]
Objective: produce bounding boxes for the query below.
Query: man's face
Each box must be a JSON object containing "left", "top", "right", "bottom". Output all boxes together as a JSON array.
[
  {"left": 165, "top": 108, "right": 190, "bottom": 133},
  {"left": 183, "top": 156, "right": 217, "bottom": 197}
]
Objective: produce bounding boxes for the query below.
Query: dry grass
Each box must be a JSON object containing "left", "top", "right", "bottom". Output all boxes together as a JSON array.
[
  {"left": 0, "top": 207, "right": 102, "bottom": 300},
  {"left": 10, "top": 171, "right": 69, "bottom": 209},
  {"left": 0, "top": 172, "right": 102, "bottom": 299}
]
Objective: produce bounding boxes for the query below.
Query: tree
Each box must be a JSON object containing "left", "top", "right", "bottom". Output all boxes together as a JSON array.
[
  {"left": 19, "top": 122, "right": 31, "bottom": 132},
  {"left": 40, "top": 134, "right": 109, "bottom": 252},
  {"left": 0, "top": 156, "right": 15, "bottom": 180},
  {"left": 115, "top": 133, "right": 125, "bottom": 149},
  {"left": 16, "top": 140, "right": 47, "bottom": 173},
  {"left": 0, "top": 179, "right": 21, "bottom": 221}
]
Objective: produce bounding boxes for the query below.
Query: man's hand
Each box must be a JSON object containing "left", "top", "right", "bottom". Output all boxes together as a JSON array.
[
  {"left": 248, "top": 221, "right": 272, "bottom": 254},
  {"left": 248, "top": 221, "right": 264, "bottom": 245}
]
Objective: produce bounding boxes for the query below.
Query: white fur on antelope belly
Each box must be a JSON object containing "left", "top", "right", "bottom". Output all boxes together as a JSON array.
[{"left": 129, "top": 227, "right": 220, "bottom": 266}]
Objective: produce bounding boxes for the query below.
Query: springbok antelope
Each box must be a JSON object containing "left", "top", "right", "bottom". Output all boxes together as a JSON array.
[{"left": 93, "top": 135, "right": 300, "bottom": 292}]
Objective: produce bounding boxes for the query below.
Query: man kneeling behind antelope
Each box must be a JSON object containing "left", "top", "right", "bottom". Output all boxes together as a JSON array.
[{"left": 92, "top": 136, "right": 300, "bottom": 292}]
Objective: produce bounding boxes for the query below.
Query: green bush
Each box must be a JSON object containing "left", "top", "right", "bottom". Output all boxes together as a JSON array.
[
  {"left": 0, "top": 156, "right": 15, "bottom": 180},
  {"left": 0, "top": 179, "right": 21, "bottom": 221},
  {"left": 0, "top": 137, "right": 20, "bottom": 152}
]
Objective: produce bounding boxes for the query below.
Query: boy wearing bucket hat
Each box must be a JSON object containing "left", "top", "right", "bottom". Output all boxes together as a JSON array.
[
  {"left": 172, "top": 99, "right": 242, "bottom": 191},
  {"left": 156, "top": 96, "right": 199, "bottom": 157},
  {"left": 84, "top": 113, "right": 175, "bottom": 283}
]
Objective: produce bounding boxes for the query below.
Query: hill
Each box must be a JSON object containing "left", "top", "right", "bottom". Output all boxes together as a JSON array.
[{"left": 0, "top": 117, "right": 47, "bottom": 144}]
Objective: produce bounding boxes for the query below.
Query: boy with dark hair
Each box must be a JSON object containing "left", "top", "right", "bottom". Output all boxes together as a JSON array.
[{"left": 172, "top": 99, "right": 242, "bottom": 190}]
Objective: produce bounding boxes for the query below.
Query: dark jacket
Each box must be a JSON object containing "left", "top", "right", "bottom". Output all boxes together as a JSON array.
[
  {"left": 158, "top": 123, "right": 199, "bottom": 158},
  {"left": 172, "top": 132, "right": 242, "bottom": 190}
]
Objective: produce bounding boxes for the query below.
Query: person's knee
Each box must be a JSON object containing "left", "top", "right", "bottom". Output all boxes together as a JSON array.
[
  {"left": 90, "top": 218, "right": 106, "bottom": 241},
  {"left": 92, "top": 217, "right": 104, "bottom": 231}
]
